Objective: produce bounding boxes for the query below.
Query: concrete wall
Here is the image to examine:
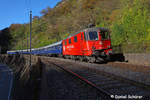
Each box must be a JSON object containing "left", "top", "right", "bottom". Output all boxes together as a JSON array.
[{"left": 124, "top": 53, "right": 150, "bottom": 66}]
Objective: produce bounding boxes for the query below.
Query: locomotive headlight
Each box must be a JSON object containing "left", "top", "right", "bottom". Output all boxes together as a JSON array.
[
  {"left": 108, "top": 50, "right": 112, "bottom": 54},
  {"left": 99, "top": 41, "right": 103, "bottom": 45},
  {"left": 108, "top": 45, "right": 111, "bottom": 48}
]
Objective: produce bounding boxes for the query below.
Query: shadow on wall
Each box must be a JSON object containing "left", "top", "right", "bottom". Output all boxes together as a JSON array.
[
  {"left": 111, "top": 45, "right": 125, "bottom": 62},
  {"left": 0, "top": 54, "right": 43, "bottom": 100},
  {"left": 0, "top": 28, "right": 12, "bottom": 54},
  {"left": 110, "top": 53, "right": 125, "bottom": 62}
]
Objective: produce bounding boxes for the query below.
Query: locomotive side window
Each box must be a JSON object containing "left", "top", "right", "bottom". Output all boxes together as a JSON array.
[
  {"left": 74, "top": 36, "right": 77, "bottom": 42},
  {"left": 65, "top": 40, "right": 67, "bottom": 45},
  {"left": 81, "top": 34, "right": 83, "bottom": 40},
  {"left": 88, "top": 31, "right": 98, "bottom": 40},
  {"left": 101, "top": 31, "right": 110, "bottom": 40},
  {"left": 69, "top": 39, "right": 71, "bottom": 44}
]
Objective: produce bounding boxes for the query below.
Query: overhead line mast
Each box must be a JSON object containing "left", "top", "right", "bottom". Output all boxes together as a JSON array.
[
  {"left": 30, "top": 11, "right": 32, "bottom": 54},
  {"left": 25, "top": 0, "right": 32, "bottom": 67},
  {"left": 24, "top": 0, "right": 32, "bottom": 67},
  {"left": 29, "top": 10, "right": 32, "bottom": 67},
  {"left": 25, "top": 0, "right": 29, "bottom": 52}
]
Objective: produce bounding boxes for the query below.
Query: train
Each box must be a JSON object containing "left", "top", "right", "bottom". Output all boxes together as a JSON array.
[{"left": 7, "top": 27, "right": 113, "bottom": 63}]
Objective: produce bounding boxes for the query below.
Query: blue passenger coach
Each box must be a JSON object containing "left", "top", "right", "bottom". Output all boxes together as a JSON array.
[
  {"left": 7, "top": 41, "right": 62, "bottom": 56},
  {"left": 31, "top": 41, "right": 62, "bottom": 55},
  {"left": 7, "top": 51, "right": 17, "bottom": 54}
]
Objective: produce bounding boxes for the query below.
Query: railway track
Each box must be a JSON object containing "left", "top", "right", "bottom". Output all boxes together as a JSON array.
[
  {"left": 42, "top": 62, "right": 109, "bottom": 100},
  {"left": 51, "top": 63, "right": 113, "bottom": 100},
  {"left": 43, "top": 60, "right": 112, "bottom": 100},
  {"left": 42, "top": 58, "right": 150, "bottom": 100}
]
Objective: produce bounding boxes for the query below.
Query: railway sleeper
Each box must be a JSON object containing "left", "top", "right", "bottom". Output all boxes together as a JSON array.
[
  {"left": 94, "top": 80, "right": 120, "bottom": 86},
  {"left": 101, "top": 83, "right": 130, "bottom": 90}
]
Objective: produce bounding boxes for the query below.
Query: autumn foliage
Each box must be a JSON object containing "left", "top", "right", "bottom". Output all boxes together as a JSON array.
[{"left": 0, "top": 0, "right": 150, "bottom": 52}]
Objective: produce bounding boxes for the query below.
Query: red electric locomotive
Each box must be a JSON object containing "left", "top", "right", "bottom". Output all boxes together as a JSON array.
[{"left": 62, "top": 27, "right": 112, "bottom": 62}]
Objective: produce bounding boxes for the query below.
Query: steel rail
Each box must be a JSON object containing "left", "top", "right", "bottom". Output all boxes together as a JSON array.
[{"left": 51, "top": 62, "right": 114, "bottom": 100}]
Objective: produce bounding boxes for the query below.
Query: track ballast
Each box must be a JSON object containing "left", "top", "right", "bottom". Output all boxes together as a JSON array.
[{"left": 42, "top": 57, "right": 150, "bottom": 100}]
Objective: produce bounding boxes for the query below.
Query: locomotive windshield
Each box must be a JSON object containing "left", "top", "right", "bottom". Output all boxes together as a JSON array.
[
  {"left": 88, "top": 31, "right": 98, "bottom": 40},
  {"left": 101, "top": 31, "right": 110, "bottom": 40}
]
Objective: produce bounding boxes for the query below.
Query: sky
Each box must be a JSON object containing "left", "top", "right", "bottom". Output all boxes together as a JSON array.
[{"left": 0, "top": 0, "right": 61, "bottom": 30}]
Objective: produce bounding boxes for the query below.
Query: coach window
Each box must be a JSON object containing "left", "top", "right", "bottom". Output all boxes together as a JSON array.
[
  {"left": 74, "top": 36, "right": 77, "bottom": 42},
  {"left": 69, "top": 39, "right": 71, "bottom": 44}
]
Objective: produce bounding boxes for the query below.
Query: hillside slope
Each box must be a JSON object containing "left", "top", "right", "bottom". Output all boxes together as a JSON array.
[{"left": 0, "top": 0, "right": 150, "bottom": 53}]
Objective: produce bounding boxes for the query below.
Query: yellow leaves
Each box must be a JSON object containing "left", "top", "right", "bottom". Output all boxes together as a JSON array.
[
  {"left": 110, "top": 9, "right": 120, "bottom": 22},
  {"left": 82, "top": 0, "right": 97, "bottom": 9},
  {"left": 146, "top": 29, "right": 150, "bottom": 40},
  {"left": 9, "top": 24, "right": 22, "bottom": 32}
]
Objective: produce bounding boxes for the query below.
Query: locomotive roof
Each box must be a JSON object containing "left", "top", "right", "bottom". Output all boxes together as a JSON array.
[{"left": 68, "top": 27, "right": 108, "bottom": 38}]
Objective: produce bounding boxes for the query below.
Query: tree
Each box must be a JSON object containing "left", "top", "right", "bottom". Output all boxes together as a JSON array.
[{"left": 111, "top": 0, "right": 150, "bottom": 45}]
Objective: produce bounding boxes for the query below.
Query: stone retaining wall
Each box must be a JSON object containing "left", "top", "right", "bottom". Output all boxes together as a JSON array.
[
  {"left": 124, "top": 53, "right": 150, "bottom": 66},
  {"left": 0, "top": 54, "right": 43, "bottom": 100}
]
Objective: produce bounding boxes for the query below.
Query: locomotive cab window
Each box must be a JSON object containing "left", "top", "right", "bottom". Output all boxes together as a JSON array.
[
  {"left": 81, "top": 34, "right": 83, "bottom": 40},
  {"left": 69, "top": 39, "right": 71, "bottom": 44},
  {"left": 74, "top": 36, "right": 77, "bottom": 42},
  {"left": 84, "top": 32, "right": 88, "bottom": 41},
  {"left": 88, "top": 31, "right": 99, "bottom": 40},
  {"left": 101, "top": 31, "right": 110, "bottom": 40}
]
